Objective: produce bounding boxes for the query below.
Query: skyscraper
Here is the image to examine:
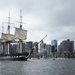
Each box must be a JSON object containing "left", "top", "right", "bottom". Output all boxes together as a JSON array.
[
  {"left": 59, "top": 39, "right": 74, "bottom": 54},
  {"left": 51, "top": 40, "right": 57, "bottom": 53}
]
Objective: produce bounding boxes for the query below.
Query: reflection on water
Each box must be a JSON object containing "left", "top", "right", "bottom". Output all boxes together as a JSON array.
[{"left": 0, "top": 58, "right": 75, "bottom": 75}]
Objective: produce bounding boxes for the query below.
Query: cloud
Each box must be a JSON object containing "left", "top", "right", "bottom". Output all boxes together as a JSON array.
[{"left": 0, "top": 0, "right": 75, "bottom": 46}]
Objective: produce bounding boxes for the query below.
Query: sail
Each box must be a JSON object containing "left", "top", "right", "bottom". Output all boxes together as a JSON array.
[
  {"left": 1, "top": 33, "right": 15, "bottom": 42},
  {"left": 14, "top": 28, "right": 27, "bottom": 40},
  {"left": 0, "top": 39, "right": 6, "bottom": 42}
]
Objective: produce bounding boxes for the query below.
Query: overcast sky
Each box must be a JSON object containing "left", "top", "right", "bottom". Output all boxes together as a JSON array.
[{"left": 0, "top": 0, "right": 75, "bottom": 45}]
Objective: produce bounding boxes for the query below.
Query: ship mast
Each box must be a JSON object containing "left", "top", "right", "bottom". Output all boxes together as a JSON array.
[
  {"left": 7, "top": 12, "right": 11, "bottom": 34},
  {"left": 7, "top": 12, "right": 10, "bottom": 54},
  {"left": 7, "top": 12, "right": 11, "bottom": 54},
  {"left": 19, "top": 10, "right": 23, "bottom": 53},
  {"left": 20, "top": 10, "right": 22, "bottom": 29},
  {"left": 14, "top": 10, "right": 27, "bottom": 53}
]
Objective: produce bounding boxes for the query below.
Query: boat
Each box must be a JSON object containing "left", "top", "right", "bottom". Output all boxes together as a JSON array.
[{"left": 0, "top": 10, "right": 33, "bottom": 61}]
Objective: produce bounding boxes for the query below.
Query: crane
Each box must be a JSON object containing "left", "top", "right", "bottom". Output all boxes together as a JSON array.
[
  {"left": 38, "top": 35, "right": 47, "bottom": 44},
  {"left": 27, "top": 35, "right": 47, "bottom": 58}
]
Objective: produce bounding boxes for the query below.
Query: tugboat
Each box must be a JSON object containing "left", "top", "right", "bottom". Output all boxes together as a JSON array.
[{"left": 0, "top": 10, "right": 33, "bottom": 61}]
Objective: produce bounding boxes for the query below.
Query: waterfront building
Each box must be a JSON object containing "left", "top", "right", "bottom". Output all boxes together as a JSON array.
[
  {"left": 4, "top": 43, "right": 8, "bottom": 54},
  {"left": 51, "top": 40, "right": 57, "bottom": 53},
  {"left": 11, "top": 43, "right": 22, "bottom": 54},
  {"left": 33, "top": 42, "right": 38, "bottom": 53},
  {"left": 59, "top": 39, "right": 74, "bottom": 54},
  {"left": 0, "top": 43, "right": 16, "bottom": 54},
  {"left": 12, "top": 44, "right": 18, "bottom": 53},
  {"left": 25, "top": 41, "right": 33, "bottom": 53},
  {"left": 39, "top": 40, "right": 47, "bottom": 58},
  {"left": 40, "top": 40, "right": 52, "bottom": 58},
  {"left": 45, "top": 44, "right": 51, "bottom": 55},
  {"left": 40, "top": 40, "right": 47, "bottom": 52},
  {"left": 40, "top": 40, "right": 47, "bottom": 50},
  {"left": 0, "top": 43, "right": 3, "bottom": 54},
  {"left": 9, "top": 44, "right": 13, "bottom": 54},
  {"left": 22, "top": 43, "right": 25, "bottom": 52},
  {"left": 40, "top": 40, "right": 44, "bottom": 50}
]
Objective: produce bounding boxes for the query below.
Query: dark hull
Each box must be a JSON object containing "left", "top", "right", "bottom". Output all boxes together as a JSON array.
[
  {"left": 0, "top": 44, "right": 33, "bottom": 61},
  {"left": 0, "top": 56, "right": 28, "bottom": 61},
  {"left": 0, "top": 51, "right": 30, "bottom": 61}
]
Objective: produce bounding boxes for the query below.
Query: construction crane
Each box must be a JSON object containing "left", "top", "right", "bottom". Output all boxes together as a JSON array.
[
  {"left": 38, "top": 35, "right": 47, "bottom": 44},
  {"left": 28, "top": 35, "right": 47, "bottom": 57}
]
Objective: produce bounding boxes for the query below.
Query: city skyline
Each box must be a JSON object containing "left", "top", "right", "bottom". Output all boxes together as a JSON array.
[{"left": 0, "top": 0, "right": 75, "bottom": 45}]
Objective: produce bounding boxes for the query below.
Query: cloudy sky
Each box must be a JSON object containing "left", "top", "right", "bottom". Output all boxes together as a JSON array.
[{"left": 0, "top": 0, "right": 75, "bottom": 45}]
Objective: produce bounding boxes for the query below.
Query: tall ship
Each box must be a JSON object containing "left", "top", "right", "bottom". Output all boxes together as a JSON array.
[{"left": 0, "top": 10, "right": 33, "bottom": 61}]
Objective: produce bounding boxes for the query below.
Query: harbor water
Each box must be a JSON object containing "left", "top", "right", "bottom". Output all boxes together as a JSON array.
[{"left": 0, "top": 58, "right": 75, "bottom": 75}]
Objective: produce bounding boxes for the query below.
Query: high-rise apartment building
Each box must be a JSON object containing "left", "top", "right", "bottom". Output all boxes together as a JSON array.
[{"left": 59, "top": 39, "right": 74, "bottom": 54}]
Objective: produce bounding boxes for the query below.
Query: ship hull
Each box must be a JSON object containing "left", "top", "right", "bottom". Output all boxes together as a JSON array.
[
  {"left": 0, "top": 51, "right": 30, "bottom": 61},
  {"left": 0, "top": 56, "right": 28, "bottom": 61}
]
